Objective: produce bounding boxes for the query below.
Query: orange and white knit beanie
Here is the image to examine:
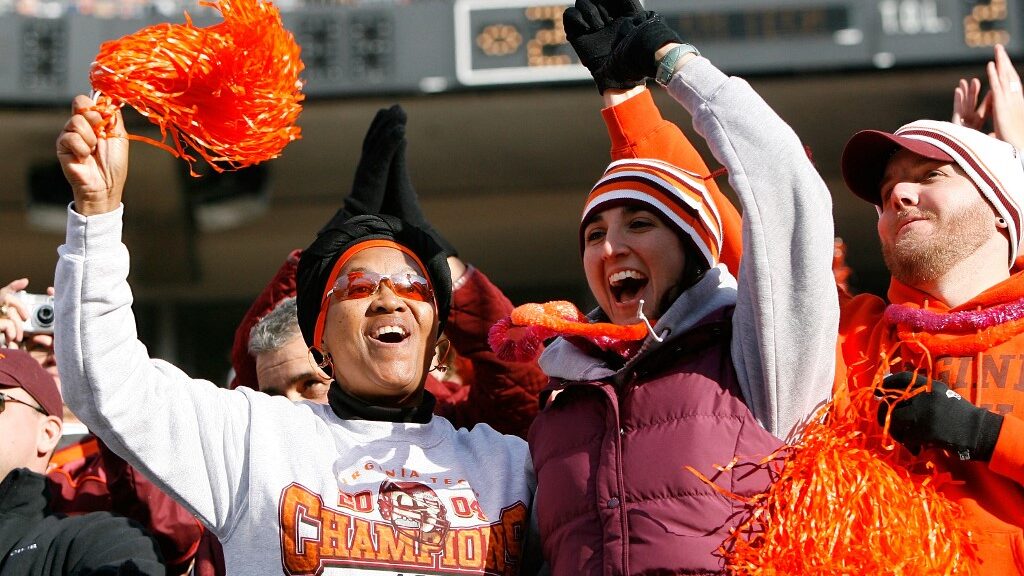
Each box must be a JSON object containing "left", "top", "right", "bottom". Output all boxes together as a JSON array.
[{"left": 580, "top": 158, "right": 724, "bottom": 269}]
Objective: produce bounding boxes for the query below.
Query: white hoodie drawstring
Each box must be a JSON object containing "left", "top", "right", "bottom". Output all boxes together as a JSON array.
[{"left": 637, "top": 299, "right": 664, "bottom": 343}]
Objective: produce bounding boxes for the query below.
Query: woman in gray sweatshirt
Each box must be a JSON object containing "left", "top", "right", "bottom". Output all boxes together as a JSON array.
[{"left": 53, "top": 97, "right": 535, "bottom": 576}]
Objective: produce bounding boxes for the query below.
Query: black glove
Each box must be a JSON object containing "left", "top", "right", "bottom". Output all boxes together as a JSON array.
[
  {"left": 380, "top": 127, "right": 458, "bottom": 258},
  {"left": 876, "top": 372, "right": 1004, "bottom": 461},
  {"left": 319, "top": 105, "right": 406, "bottom": 234},
  {"left": 563, "top": 0, "right": 645, "bottom": 93},
  {"left": 602, "top": 10, "right": 683, "bottom": 84}
]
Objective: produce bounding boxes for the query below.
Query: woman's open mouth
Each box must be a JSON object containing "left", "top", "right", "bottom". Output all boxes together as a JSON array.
[
  {"left": 370, "top": 324, "right": 410, "bottom": 344},
  {"left": 609, "top": 269, "right": 648, "bottom": 304}
]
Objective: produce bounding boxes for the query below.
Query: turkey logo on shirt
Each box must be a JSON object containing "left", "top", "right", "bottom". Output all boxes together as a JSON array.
[{"left": 377, "top": 480, "right": 451, "bottom": 552}]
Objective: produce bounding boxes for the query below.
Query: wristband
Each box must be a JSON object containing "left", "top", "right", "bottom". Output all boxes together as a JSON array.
[{"left": 655, "top": 43, "right": 700, "bottom": 86}]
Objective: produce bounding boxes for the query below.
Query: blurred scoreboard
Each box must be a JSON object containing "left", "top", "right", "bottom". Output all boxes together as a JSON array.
[
  {"left": 456, "top": 0, "right": 1020, "bottom": 84},
  {"left": 0, "top": 0, "right": 1020, "bottom": 102}
]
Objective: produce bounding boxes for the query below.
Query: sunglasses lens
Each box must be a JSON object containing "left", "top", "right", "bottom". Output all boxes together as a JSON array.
[
  {"left": 341, "top": 274, "right": 379, "bottom": 300},
  {"left": 392, "top": 275, "right": 432, "bottom": 302},
  {"left": 334, "top": 272, "right": 432, "bottom": 302}
]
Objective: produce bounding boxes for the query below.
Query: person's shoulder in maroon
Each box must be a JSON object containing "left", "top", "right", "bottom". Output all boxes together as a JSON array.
[
  {"left": 229, "top": 249, "right": 301, "bottom": 394},
  {"left": 432, "top": 264, "right": 548, "bottom": 437},
  {"left": 47, "top": 436, "right": 205, "bottom": 575}
]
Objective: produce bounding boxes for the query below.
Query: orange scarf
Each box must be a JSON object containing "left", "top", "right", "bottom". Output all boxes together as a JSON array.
[{"left": 882, "top": 272, "right": 1024, "bottom": 360}]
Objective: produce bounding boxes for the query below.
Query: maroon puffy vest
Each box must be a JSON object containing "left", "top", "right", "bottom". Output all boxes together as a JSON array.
[{"left": 528, "top": 311, "right": 782, "bottom": 575}]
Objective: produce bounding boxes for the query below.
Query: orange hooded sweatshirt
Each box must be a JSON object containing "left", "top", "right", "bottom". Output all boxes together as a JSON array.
[{"left": 839, "top": 274, "right": 1024, "bottom": 573}]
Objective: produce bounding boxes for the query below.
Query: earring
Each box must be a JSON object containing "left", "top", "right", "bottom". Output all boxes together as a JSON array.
[
  {"left": 308, "top": 346, "right": 334, "bottom": 379},
  {"left": 997, "top": 217, "right": 1008, "bottom": 228},
  {"left": 430, "top": 339, "right": 453, "bottom": 373}
]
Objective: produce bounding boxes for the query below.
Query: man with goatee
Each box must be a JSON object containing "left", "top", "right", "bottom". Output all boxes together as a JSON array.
[{"left": 839, "top": 63, "right": 1024, "bottom": 571}]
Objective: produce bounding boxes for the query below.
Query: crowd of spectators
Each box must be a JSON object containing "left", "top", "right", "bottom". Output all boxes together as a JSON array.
[{"left": 2, "top": 0, "right": 1024, "bottom": 573}]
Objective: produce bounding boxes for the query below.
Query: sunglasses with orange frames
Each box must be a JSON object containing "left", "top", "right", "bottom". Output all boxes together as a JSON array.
[{"left": 327, "top": 271, "right": 433, "bottom": 303}]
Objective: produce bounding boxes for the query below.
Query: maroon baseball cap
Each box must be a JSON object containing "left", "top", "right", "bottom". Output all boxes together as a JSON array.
[
  {"left": 0, "top": 348, "right": 62, "bottom": 419},
  {"left": 841, "top": 128, "right": 955, "bottom": 205}
]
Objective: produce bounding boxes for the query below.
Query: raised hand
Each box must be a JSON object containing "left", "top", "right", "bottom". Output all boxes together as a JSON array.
[
  {"left": 952, "top": 77, "right": 988, "bottom": 131},
  {"left": 952, "top": 45, "right": 1024, "bottom": 150},
  {"left": 381, "top": 122, "right": 458, "bottom": 259},
  {"left": 986, "top": 44, "right": 1024, "bottom": 149},
  {"left": 55, "top": 94, "right": 128, "bottom": 216},
  {"left": 603, "top": 9, "right": 682, "bottom": 84},
  {"left": 563, "top": 0, "right": 645, "bottom": 93},
  {"left": 320, "top": 105, "right": 408, "bottom": 233}
]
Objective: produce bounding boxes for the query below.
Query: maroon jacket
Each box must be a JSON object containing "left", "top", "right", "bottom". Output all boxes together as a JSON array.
[
  {"left": 438, "top": 265, "right": 547, "bottom": 437},
  {"left": 48, "top": 435, "right": 205, "bottom": 575},
  {"left": 528, "top": 309, "right": 781, "bottom": 575}
]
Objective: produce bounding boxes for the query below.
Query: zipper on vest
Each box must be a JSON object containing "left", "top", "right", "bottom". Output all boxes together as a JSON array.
[{"left": 615, "top": 385, "right": 631, "bottom": 574}]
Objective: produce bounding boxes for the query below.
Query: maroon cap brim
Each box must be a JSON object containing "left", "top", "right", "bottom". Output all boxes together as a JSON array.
[
  {"left": 841, "top": 129, "right": 955, "bottom": 205},
  {"left": 0, "top": 349, "right": 62, "bottom": 419}
]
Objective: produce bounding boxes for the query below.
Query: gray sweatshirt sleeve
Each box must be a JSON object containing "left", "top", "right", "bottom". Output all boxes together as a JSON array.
[
  {"left": 54, "top": 205, "right": 251, "bottom": 537},
  {"left": 665, "top": 58, "right": 838, "bottom": 440}
]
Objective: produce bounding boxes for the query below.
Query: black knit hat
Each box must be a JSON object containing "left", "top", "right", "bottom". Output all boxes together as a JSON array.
[{"left": 296, "top": 213, "right": 452, "bottom": 352}]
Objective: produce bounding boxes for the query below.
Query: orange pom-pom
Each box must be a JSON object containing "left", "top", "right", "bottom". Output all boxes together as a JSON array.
[
  {"left": 717, "top": 380, "right": 977, "bottom": 575},
  {"left": 90, "top": 0, "right": 304, "bottom": 173}
]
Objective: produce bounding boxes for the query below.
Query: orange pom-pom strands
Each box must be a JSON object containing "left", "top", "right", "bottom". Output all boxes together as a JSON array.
[
  {"left": 488, "top": 300, "right": 649, "bottom": 363},
  {"left": 722, "top": 407, "right": 975, "bottom": 575},
  {"left": 87, "top": 94, "right": 123, "bottom": 140},
  {"left": 708, "top": 346, "right": 977, "bottom": 575},
  {"left": 89, "top": 0, "right": 304, "bottom": 174}
]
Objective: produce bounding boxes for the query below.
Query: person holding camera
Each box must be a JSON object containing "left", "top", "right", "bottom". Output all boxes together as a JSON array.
[
  {"left": 0, "top": 348, "right": 165, "bottom": 576},
  {"left": 0, "top": 277, "right": 207, "bottom": 575},
  {"left": 0, "top": 279, "right": 92, "bottom": 437},
  {"left": 0, "top": 278, "right": 34, "bottom": 349},
  {"left": 0, "top": 278, "right": 54, "bottom": 352}
]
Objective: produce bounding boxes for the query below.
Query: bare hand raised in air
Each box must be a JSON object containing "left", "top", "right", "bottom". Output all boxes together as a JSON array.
[
  {"left": 953, "top": 44, "right": 1024, "bottom": 149},
  {"left": 55, "top": 94, "right": 129, "bottom": 216}
]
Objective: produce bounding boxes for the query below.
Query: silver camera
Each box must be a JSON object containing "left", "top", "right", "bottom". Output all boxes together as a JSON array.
[{"left": 16, "top": 291, "right": 54, "bottom": 334}]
